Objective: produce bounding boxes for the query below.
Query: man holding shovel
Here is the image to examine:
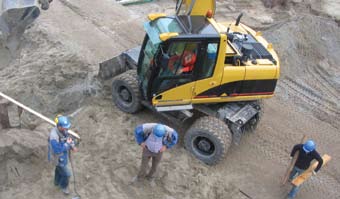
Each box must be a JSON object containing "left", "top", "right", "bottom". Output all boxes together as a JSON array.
[{"left": 287, "top": 139, "right": 323, "bottom": 199}]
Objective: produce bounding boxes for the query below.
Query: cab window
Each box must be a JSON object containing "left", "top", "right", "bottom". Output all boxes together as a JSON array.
[
  {"left": 154, "top": 41, "right": 199, "bottom": 94},
  {"left": 197, "top": 43, "right": 218, "bottom": 80}
]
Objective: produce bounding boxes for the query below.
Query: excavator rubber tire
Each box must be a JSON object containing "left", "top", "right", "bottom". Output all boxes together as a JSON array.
[
  {"left": 184, "top": 116, "right": 232, "bottom": 165},
  {"left": 39, "top": 0, "right": 50, "bottom": 10},
  {"left": 111, "top": 70, "right": 143, "bottom": 113},
  {"left": 244, "top": 100, "right": 264, "bottom": 133}
]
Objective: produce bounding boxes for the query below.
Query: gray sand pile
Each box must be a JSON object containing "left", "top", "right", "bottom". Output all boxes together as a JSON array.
[
  {"left": 265, "top": 15, "right": 340, "bottom": 129},
  {"left": 0, "top": 26, "right": 98, "bottom": 121},
  {"left": 0, "top": 127, "right": 46, "bottom": 190}
]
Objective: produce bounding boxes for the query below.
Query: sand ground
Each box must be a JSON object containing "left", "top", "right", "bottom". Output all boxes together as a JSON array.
[{"left": 0, "top": 0, "right": 339, "bottom": 198}]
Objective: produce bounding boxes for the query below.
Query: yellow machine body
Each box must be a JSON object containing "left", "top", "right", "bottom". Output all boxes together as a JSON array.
[
  {"left": 178, "top": 0, "right": 216, "bottom": 16},
  {"left": 150, "top": 16, "right": 280, "bottom": 107}
]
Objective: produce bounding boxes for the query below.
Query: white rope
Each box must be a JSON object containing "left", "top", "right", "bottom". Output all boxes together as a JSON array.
[{"left": 0, "top": 91, "right": 80, "bottom": 139}]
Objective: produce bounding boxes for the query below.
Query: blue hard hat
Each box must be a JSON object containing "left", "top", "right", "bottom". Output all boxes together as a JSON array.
[
  {"left": 303, "top": 140, "right": 316, "bottom": 153},
  {"left": 57, "top": 116, "right": 71, "bottom": 129},
  {"left": 153, "top": 124, "right": 166, "bottom": 138}
]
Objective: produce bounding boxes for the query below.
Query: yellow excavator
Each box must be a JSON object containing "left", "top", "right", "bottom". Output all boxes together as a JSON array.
[
  {"left": 100, "top": 0, "right": 280, "bottom": 165},
  {"left": 0, "top": 0, "right": 52, "bottom": 52}
]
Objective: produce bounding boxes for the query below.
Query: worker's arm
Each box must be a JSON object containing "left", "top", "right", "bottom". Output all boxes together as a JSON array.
[
  {"left": 134, "top": 125, "right": 145, "bottom": 145},
  {"left": 314, "top": 151, "right": 324, "bottom": 172},
  {"left": 168, "top": 55, "right": 181, "bottom": 71},
  {"left": 290, "top": 144, "right": 301, "bottom": 157},
  {"left": 164, "top": 130, "right": 178, "bottom": 149},
  {"left": 50, "top": 139, "right": 71, "bottom": 154},
  {"left": 134, "top": 123, "right": 156, "bottom": 144},
  {"left": 181, "top": 65, "right": 194, "bottom": 73},
  {"left": 69, "top": 139, "right": 78, "bottom": 152}
]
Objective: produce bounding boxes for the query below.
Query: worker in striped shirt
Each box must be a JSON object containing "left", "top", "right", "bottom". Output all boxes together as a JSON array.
[{"left": 132, "top": 123, "right": 178, "bottom": 183}]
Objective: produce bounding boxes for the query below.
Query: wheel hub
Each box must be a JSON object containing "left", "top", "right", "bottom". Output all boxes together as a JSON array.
[
  {"left": 197, "top": 139, "right": 211, "bottom": 152},
  {"left": 193, "top": 136, "right": 215, "bottom": 156},
  {"left": 120, "top": 88, "right": 131, "bottom": 102}
]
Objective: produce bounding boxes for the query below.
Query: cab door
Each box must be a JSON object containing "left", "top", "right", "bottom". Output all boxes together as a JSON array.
[{"left": 192, "top": 40, "right": 224, "bottom": 102}]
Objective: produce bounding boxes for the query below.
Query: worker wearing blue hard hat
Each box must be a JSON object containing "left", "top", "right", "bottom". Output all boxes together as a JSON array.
[
  {"left": 287, "top": 139, "right": 323, "bottom": 199},
  {"left": 132, "top": 123, "right": 178, "bottom": 184},
  {"left": 48, "top": 115, "right": 77, "bottom": 195}
]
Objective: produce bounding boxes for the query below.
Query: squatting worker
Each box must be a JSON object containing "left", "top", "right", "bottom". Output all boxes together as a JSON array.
[
  {"left": 133, "top": 123, "right": 178, "bottom": 182},
  {"left": 287, "top": 139, "right": 323, "bottom": 199},
  {"left": 48, "top": 115, "right": 77, "bottom": 195}
]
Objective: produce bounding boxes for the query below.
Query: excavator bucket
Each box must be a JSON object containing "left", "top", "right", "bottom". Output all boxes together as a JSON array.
[
  {"left": 99, "top": 46, "right": 141, "bottom": 80},
  {"left": 0, "top": 0, "right": 41, "bottom": 52},
  {"left": 98, "top": 46, "right": 140, "bottom": 96}
]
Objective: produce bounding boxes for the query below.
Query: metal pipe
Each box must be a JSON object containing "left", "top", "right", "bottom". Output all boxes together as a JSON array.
[
  {"left": 175, "top": 0, "right": 183, "bottom": 15},
  {"left": 0, "top": 91, "right": 80, "bottom": 139}
]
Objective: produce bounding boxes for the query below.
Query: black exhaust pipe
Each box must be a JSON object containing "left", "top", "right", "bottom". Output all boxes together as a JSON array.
[{"left": 235, "top": 13, "right": 243, "bottom": 26}]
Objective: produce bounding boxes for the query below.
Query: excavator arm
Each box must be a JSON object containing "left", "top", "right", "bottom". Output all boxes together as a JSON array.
[{"left": 175, "top": 0, "right": 216, "bottom": 16}]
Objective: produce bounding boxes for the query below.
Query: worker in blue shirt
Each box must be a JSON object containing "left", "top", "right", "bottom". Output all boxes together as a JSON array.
[
  {"left": 132, "top": 123, "right": 178, "bottom": 183},
  {"left": 48, "top": 116, "right": 77, "bottom": 195}
]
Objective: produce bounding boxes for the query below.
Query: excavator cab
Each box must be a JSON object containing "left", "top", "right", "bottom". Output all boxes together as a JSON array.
[
  {"left": 138, "top": 15, "right": 221, "bottom": 109},
  {"left": 0, "top": 0, "right": 51, "bottom": 52},
  {"left": 137, "top": 13, "right": 279, "bottom": 107}
]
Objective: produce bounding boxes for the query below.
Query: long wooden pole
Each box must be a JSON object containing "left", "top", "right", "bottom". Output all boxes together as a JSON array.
[
  {"left": 0, "top": 91, "right": 80, "bottom": 139},
  {"left": 282, "top": 135, "right": 307, "bottom": 184}
]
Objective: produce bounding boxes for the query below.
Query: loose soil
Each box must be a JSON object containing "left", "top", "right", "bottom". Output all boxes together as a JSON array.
[{"left": 0, "top": 0, "right": 339, "bottom": 199}]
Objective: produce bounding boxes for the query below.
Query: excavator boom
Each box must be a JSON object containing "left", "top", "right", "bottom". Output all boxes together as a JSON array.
[{"left": 176, "top": 0, "right": 215, "bottom": 16}]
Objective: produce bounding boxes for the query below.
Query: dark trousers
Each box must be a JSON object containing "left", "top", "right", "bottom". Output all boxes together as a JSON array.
[
  {"left": 138, "top": 147, "right": 163, "bottom": 178},
  {"left": 54, "top": 165, "right": 71, "bottom": 189}
]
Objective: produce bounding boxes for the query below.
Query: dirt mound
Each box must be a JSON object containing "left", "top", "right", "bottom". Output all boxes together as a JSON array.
[
  {"left": 264, "top": 15, "right": 340, "bottom": 129},
  {"left": 0, "top": 127, "right": 46, "bottom": 189},
  {"left": 0, "top": 25, "right": 99, "bottom": 123},
  {"left": 261, "top": 0, "right": 288, "bottom": 8}
]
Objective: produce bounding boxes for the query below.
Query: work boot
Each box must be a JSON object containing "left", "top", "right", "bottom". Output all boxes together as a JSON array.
[
  {"left": 149, "top": 178, "right": 156, "bottom": 187},
  {"left": 130, "top": 175, "right": 140, "bottom": 184},
  {"left": 62, "top": 187, "right": 70, "bottom": 195},
  {"left": 146, "top": 175, "right": 156, "bottom": 187}
]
